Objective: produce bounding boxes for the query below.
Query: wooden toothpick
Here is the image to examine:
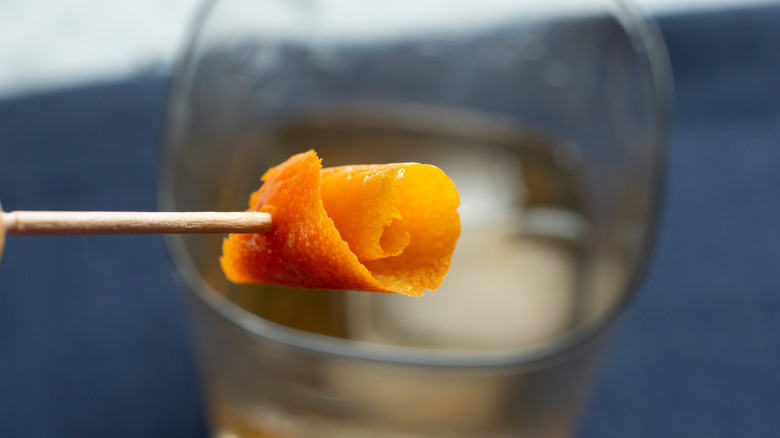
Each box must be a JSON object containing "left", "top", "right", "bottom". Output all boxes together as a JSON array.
[{"left": 0, "top": 210, "right": 273, "bottom": 235}]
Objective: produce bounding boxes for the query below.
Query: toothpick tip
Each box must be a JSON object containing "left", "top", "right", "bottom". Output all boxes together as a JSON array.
[{"left": 0, "top": 201, "right": 5, "bottom": 261}]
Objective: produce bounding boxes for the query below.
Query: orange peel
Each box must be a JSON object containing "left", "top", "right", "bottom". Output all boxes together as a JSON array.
[{"left": 220, "top": 150, "right": 460, "bottom": 296}]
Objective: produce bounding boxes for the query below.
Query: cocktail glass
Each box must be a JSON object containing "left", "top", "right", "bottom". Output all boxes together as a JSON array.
[{"left": 160, "top": 0, "right": 670, "bottom": 436}]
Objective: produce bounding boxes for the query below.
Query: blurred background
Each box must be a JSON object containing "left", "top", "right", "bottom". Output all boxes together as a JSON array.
[
  {"left": 1, "top": 0, "right": 779, "bottom": 98},
  {"left": 2, "top": 0, "right": 780, "bottom": 437}
]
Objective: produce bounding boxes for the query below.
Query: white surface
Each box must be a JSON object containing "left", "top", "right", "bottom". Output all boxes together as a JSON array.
[
  {"left": 0, "top": 0, "right": 199, "bottom": 98},
  {"left": 0, "top": 0, "right": 777, "bottom": 99}
]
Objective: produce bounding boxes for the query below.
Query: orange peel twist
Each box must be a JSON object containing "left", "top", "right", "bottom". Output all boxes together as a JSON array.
[{"left": 220, "top": 150, "right": 460, "bottom": 296}]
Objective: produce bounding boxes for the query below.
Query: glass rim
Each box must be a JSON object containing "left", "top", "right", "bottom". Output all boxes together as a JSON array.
[{"left": 157, "top": 0, "right": 672, "bottom": 369}]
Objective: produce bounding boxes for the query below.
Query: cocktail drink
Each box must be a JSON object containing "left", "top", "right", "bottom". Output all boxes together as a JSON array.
[{"left": 161, "top": 1, "right": 669, "bottom": 436}]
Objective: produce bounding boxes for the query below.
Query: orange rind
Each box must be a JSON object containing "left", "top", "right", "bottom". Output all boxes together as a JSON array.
[{"left": 220, "top": 150, "right": 460, "bottom": 296}]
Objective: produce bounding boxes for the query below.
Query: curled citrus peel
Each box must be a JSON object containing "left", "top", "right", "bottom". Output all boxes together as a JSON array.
[{"left": 220, "top": 150, "right": 460, "bottom": 296}]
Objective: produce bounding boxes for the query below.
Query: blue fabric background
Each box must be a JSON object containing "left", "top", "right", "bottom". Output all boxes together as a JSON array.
[
  {"left": 580, "top": 6, "right": 780, "bottom": 437},
  {"left": 1, "top": 5, "right": 779, "bottom": 437}
]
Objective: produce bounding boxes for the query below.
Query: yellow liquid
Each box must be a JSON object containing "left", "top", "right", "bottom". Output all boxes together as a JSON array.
[
  {"left": 183, "top": 108, "right": 619, "bottom": 437},
  {"left": 203, "top": 109, "right": 591, "bottom": 348}
]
